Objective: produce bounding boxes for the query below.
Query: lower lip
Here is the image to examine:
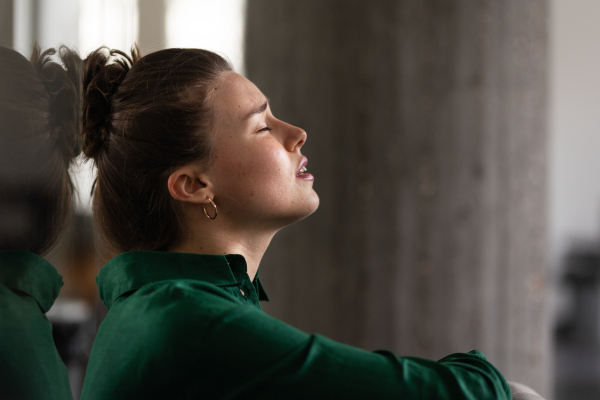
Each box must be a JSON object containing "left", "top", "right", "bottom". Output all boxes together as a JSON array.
[{"left": 296, "top": 173, "right": 314, "bottom": 181}]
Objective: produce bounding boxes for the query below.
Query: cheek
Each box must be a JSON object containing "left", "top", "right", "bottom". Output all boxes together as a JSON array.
[{"left": 214, "top": 142, "right": 291, "bottom": 205}]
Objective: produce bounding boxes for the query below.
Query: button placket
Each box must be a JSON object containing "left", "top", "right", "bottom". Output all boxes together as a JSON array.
[
  {"left": 242, "top": 281, "right": 255, "bottom": 302},
  {"left": 240, "top": 281, "right": 253, "bottom": 300}
]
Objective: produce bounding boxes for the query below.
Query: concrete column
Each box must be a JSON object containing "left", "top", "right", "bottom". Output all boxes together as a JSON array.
[{"left": 246, "top": 0, "right": 550, "bottom": 396}]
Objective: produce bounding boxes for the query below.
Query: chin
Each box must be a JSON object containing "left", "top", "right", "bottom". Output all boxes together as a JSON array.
[
  {"left": 306, "top": 190, "right": 320, "bottom": 215},
  {"left": 292, "top": 191, "right": 320, "bottom": 222},
  {"left": 274, "top": 192, "right": 320, "bottom": 228}
]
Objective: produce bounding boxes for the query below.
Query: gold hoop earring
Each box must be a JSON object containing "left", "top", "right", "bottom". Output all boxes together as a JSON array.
[{"left": 203, "top": 196, "right": 217, "bottom": 219}]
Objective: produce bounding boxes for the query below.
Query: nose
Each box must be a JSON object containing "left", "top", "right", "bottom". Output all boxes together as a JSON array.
[{"left": 283, "top": 121, "right": 306, "bottom": 152}]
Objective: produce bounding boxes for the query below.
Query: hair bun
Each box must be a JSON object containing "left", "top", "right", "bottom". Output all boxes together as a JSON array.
[
  {"left": 30, "top": 43, "right": 82, "bottom": 162},
  {"left": 82, "top": 46, "right": 140, "bottom": 160}
]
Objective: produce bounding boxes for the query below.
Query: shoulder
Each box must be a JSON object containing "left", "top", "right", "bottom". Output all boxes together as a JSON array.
[
  {"left": 88, "top": 279, "right": 252, "bottom": 391},
  {"left": 0, "top": 283, "right": 48, "bottom": 323},
  {"left": 106, "top": 279, "right": 246, "bottom": 340},
  {"left": 0, "top": 285, "right": 72, "bottom": 400},
  {"left": 0, "top": 284, "right": 53, "bottom": 349}
]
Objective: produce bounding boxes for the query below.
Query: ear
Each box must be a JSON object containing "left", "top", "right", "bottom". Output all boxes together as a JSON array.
[{"left": 167, "top": 165, "right": 213, "bottom": 204}]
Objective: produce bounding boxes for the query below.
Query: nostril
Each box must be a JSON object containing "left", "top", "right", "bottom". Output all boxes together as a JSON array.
[{"left": 295, "top": 136, "right": 306, "bottom": 151}]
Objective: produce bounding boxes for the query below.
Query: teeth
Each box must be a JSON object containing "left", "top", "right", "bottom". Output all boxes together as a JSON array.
[{"left": 300, "top": 166, "right": 307, "bottom": 174}]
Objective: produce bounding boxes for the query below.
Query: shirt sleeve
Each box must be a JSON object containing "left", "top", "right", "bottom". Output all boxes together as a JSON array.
[{"left": 171, "top": 286, "right": 512, "bottom": 400}]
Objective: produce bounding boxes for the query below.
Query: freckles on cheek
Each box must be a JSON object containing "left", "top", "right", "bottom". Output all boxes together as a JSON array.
[
  {"left": 213, "top": 135, "right": 290, "bottom": 201},
  {"left": 260, "top": 149, "right": 289, "bottom": 177},
  {"left": 244, "top": 152, "right": 289, "bottom": 196}
]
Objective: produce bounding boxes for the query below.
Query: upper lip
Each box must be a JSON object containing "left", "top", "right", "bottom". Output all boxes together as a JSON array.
[{"left": 296, "top": 156, "right": 308, "bottom": 176}]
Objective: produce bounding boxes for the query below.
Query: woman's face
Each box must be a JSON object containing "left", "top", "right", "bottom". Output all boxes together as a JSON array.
[{"left": 207, "top": 72, "right": 319, "bottom": 229}]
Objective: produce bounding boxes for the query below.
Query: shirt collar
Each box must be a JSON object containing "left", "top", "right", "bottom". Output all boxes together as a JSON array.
[
  {"left": 0, "top": 250, "right": 63, "bottom": 313},
  {"left": 97, "top": 251, "right": 269, "bottom": 310}
]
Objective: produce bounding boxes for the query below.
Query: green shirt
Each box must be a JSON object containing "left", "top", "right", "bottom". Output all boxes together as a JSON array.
[
  {"left": 81, "top": 251, "right": 511, "bottom": 400},
  {"left": 0, "top": 250, "right": 72, "bottom": 400}
]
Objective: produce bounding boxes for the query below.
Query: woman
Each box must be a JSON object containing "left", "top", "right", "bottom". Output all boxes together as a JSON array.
[
  {"left": 80, "top": 47, "right": 511, "bottom": 399},
  {"left": 0, "top": 44, "right": 81, "bottom": 400}
]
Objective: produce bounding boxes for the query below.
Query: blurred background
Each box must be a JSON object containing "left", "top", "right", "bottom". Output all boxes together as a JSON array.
[{"left": 1, "top": 0, "right": 599, "bottom": 399}]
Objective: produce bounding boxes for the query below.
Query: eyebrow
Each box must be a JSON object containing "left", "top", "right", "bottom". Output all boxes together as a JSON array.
[{"left": 244, "top": 99, "right": 269, "bottom": 120}]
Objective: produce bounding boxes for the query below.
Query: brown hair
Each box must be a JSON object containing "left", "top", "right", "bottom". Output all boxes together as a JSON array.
[
  {"left": 81, "top": 47, "right": 232, "bottom": 253},
  {"left": 0, "top": 44, "right": 81, "bottom": 255}
]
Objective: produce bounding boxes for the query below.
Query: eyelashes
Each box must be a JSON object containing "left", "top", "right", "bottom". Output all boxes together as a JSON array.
[{"left": 257, "top": 126, "right": 272, "bottom": 132}]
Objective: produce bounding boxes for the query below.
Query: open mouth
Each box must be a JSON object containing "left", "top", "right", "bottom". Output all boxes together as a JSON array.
[
  {"left": 296, "top": 156, "right": 308, "bottom": 176},
  {"left": 296, "top": 157, "right": 314, "bottom": 180}
]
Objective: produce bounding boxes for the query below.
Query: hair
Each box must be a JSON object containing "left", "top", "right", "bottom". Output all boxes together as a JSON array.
[
  {"left": 81, "top": 46, "right": 232, "bottom": 253},
  {"left": 0, "top": 44, "right": 82, "bottom": 255}
]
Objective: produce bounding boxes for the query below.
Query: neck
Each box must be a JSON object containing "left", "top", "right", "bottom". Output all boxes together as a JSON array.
[{"left": 171, "top": 218, "right": 276, "bottom": 282}]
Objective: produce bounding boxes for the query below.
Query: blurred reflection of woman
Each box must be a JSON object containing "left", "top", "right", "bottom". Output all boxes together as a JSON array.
[
  {"left": 0, "top": 45, "right": 80, "bottom": 400},
  {"left": 80, "top": 47, "right": 511, "bottom": 400}
]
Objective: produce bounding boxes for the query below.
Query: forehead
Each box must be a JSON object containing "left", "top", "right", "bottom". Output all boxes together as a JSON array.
[{"left": 212, "top": 71, "right": 266, "bottom": 120}]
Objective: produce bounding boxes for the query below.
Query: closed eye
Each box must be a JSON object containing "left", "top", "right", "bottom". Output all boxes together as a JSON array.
[{"left": 258, "top": 126, "right": 271, "bottom": 132}]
